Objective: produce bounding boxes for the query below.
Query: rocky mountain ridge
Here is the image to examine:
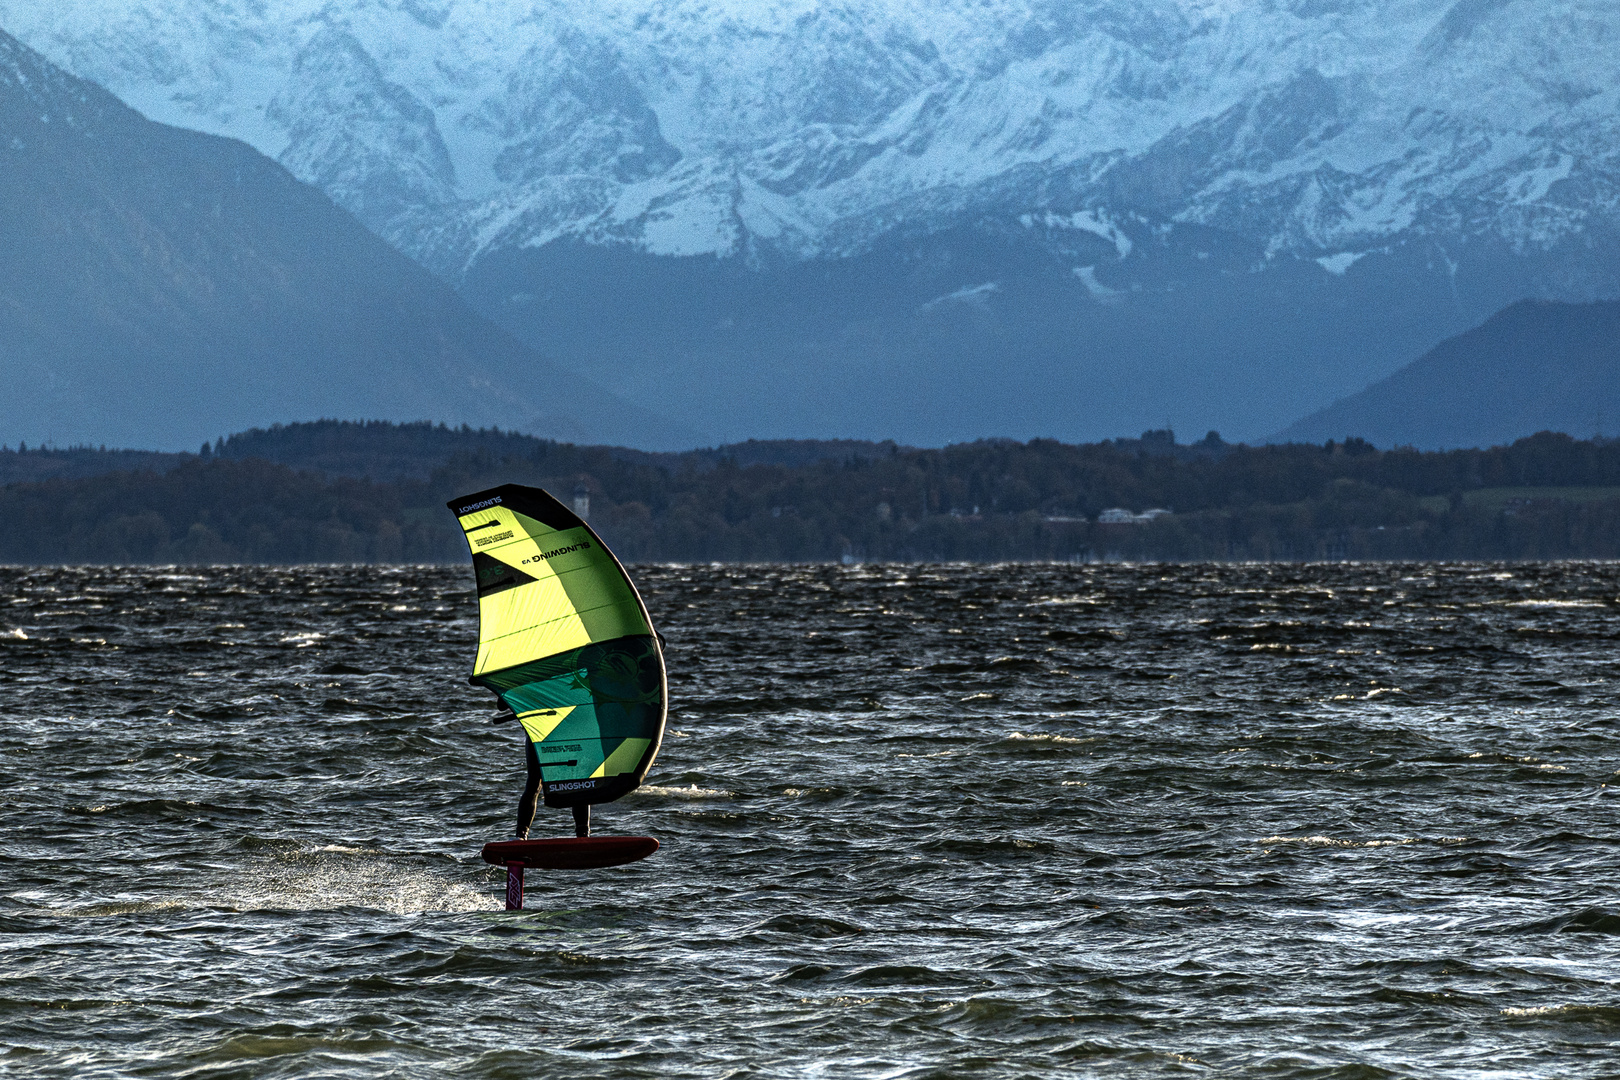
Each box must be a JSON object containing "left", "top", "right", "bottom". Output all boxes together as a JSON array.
[{"left": 8, "top": 1, "right": 1614, "bottom": 274}]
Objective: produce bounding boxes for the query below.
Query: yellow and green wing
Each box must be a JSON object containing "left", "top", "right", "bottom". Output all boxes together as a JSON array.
[{"left": 448, "top": 484, "right": 666, "bottom": 808}]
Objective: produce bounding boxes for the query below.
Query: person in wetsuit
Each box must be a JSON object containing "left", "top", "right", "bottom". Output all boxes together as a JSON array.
[{"left": 513, "top": 733, "right": 590, "bottom": 839}]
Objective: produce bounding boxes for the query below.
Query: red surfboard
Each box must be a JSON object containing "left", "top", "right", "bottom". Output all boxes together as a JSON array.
[{"left": 482, "top": 836, "right": 659, "bottom": 872}]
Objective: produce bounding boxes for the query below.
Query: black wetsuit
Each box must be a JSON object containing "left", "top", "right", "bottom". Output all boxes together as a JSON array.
[{"left": 515, "top": 737, "right": 590, "bottom": 838}]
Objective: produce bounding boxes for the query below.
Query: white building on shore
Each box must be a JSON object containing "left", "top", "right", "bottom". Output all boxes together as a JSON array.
[{"left": 1098, "top": 508, "right": 1172, "bottom": 525}]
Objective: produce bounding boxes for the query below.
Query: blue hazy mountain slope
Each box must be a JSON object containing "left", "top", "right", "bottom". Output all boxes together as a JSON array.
[
  {"left": 0, "top": 30, "right": 695, "bottom": 452},
  {"left": 459, "top": 218, "right": 1617, "bottom": 446},
  {"left": 1274, "top": 300, "right": 1620, "bottom": 450}
]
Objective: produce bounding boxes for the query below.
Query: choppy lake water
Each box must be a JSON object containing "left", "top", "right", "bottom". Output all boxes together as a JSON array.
[{"left": 3, "top": 563, "right": 1619, "bottom": 1078}]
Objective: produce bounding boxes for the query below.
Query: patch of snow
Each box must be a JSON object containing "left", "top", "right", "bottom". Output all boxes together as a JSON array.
[
  {"left": 1507, "top": 152, "right": 1575, "bottom": 204},
  {"left": 918, "top": 281, "right": 999, "bottom": 312},
  {"left": 638, "top": 193, "right": 742, "bottom": 257},
  {"left": 1316, "top": 251, "right": 1365, "bottom": 275},
  {"left": 1074, "top": 266, "right": 1123, "bottom": 300},
  {"left": 1027, "top": 209, "right": 1133, "bottom": 258}
]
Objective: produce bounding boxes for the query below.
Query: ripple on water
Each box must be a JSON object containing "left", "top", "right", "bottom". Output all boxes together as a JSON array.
[{"left": 1, "top": 562, "right": 1619, "bottom": 1078}]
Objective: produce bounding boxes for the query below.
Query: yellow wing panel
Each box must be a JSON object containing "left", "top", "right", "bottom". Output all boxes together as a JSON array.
[
  {"left": 475, "top": 577, "right": 590, "bottom": 675},
  {"left": 462, "top": 506, "right": 647, "bottom": 677},
  {"left": 516, "top": 705, "right": 576, "bottom": 744},
  {"left": 467, "top": 510, "right": 586, "bottom": 676},
  {"left": 592, "top": 738, "right": 653, "bottom": 779}
]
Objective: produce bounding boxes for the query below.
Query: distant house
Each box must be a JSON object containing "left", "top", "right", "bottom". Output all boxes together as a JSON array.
[{"left": 1099, "top": 507, "right": 1173, "bottom": 525}]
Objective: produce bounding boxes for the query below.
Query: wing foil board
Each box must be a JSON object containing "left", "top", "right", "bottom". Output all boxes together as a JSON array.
[{"left": 483, "top": 836, "right": 660, "bottom": 872}]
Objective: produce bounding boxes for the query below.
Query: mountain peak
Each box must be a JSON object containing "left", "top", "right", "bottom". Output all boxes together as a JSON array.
[{"left": 0, "top": 26, "right": 132, "bottom": 134}]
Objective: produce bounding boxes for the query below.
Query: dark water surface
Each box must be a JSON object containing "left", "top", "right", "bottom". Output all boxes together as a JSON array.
[{"left": 3, "top": 563, "right": 1619, "bottom": 1078}]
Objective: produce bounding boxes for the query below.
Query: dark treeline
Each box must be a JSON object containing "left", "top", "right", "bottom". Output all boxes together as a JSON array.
[
  {"left": 2, "top": 419, "right": 906, "bottom": 486},
  {"left": 2, "top": 423, "right": 1620, "bottom": 563},
  {"left": 0, "top": 444, "right": 189, "bottom": 487},
  {"left": 212, "top": 420, "right": 910, "bottom": 480}
]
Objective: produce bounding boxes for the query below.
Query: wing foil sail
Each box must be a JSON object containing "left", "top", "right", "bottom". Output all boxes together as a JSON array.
[{"left": 449, "top": 484, "right": 666, "bottom": 808}]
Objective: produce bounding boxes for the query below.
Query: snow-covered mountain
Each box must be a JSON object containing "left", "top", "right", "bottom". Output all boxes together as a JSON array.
[{"left": 4, "top": 0, "right": 1618, "bottom": 445}]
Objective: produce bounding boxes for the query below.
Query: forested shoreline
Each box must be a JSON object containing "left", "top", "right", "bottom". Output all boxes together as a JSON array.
[{"left": 3, "top": 421, "right": 1620, "bottom": 563}]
